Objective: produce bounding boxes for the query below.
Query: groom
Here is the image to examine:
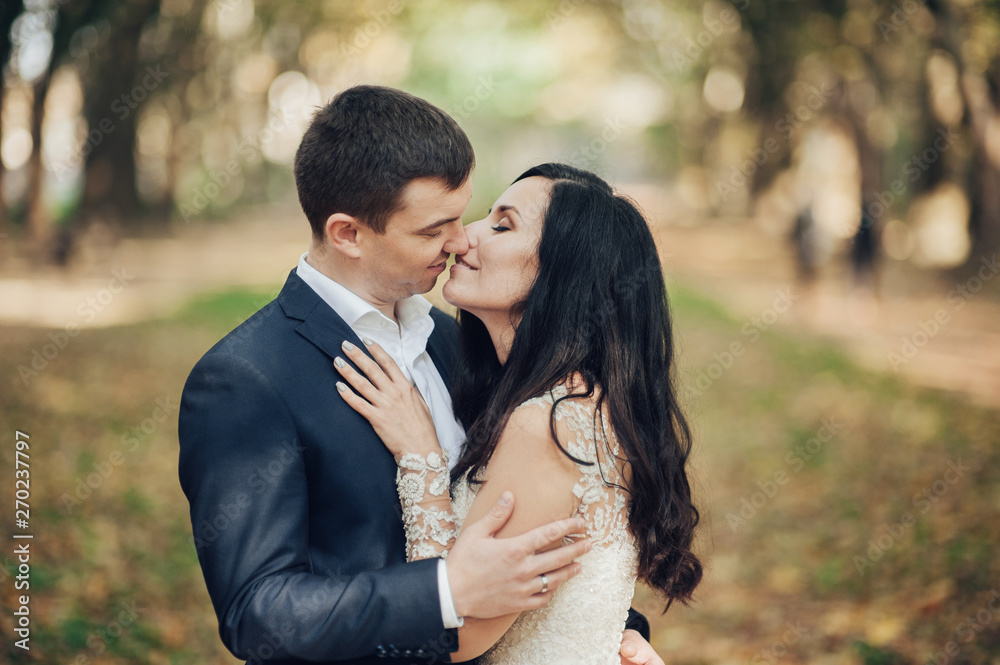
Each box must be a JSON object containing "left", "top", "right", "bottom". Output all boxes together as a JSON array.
[{"left": 178, "top": 85, "right": 661, "bottom": 664}]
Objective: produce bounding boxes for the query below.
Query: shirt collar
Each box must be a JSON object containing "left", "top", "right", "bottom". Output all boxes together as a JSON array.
[{"left": 296, "top": 252, "right": 433, "bottom": 333}]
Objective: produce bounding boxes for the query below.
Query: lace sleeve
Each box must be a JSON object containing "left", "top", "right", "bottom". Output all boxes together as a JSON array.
[{"left": 395, "top": 450, "right": 458, "bottom": 560}]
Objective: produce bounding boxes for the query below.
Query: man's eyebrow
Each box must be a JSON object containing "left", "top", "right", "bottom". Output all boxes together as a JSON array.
[{"left": 416, "top": 216, "right": 461, "bottom": 233}]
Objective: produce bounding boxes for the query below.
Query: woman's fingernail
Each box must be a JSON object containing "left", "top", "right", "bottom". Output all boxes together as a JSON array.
[
  {"left": 334, "top": 357, "right": 346, "bottom": 368},
  {"left": 342, "top": 340, "right": 355, "bottom": 351},
  {"left": 336, "top": 381, "right": 347, "bottom": 392},
  {"left": 498, "top": 491, "right": 512, "bottom": 506},
  {"left": 362, "top": 337, "right": 374, "bottom": 346}
]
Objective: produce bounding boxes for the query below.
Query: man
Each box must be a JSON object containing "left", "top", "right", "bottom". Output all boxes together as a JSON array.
[{"left": 178, "top": 85, "right": 662, "bottom": 664}]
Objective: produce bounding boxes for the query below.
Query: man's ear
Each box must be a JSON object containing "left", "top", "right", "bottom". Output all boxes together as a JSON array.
[{"left": 324, "top": 213, "right": 364, "bottom": 258}]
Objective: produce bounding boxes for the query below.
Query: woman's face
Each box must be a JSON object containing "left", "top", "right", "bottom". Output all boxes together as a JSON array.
[{"left": 442, "top": 176, "right": 552, "bottom": 319}]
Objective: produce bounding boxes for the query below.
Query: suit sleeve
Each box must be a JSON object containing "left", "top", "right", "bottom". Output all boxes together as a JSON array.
[
  {"left": 625, "top": 608, "right": 650, "bottom": 641},
  {"left": 178, "top": 351, "right": 456, "bottom": 662}
]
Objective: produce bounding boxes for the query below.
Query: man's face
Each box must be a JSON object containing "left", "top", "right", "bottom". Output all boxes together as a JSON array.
[{"left": 357, "top": 177, "right": 473, "bottom": 304}]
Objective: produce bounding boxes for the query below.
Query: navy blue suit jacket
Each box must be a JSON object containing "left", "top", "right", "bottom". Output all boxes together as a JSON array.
[{"left": 179, "top": 269, "right": 460, "bottom": 664}]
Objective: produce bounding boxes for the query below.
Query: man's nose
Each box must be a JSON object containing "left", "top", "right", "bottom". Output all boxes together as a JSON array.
[
  {"left": 462, "top": 219, "right": 484, "bottom": 249},
  {"left": 443, "top": 218, "right": 470, "bottom": 255}
]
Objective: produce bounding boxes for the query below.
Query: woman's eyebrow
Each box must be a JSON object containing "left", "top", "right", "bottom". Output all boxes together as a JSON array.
[{"left": 495, "top": 204, "right": 520, "bottom": 218}]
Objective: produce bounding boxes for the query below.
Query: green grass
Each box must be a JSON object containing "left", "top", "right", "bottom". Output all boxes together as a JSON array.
[{"left": 2, "top": 282, "right": 998, "bottom": 664}]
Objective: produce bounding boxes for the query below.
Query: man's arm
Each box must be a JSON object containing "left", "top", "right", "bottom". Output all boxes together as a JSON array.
[
  {"left": 625, "top": 608, "right": 650, "bottom": 641},
  {"left": 178, "top": 352, "right": 450, "bottom": 661}
]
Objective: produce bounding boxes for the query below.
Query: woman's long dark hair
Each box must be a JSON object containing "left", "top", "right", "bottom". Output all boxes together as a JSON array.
[{"left": 451, "top": 163, "right": 702, "bottom": 609}]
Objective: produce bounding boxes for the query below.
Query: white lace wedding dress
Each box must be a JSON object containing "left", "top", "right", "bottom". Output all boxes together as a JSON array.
[{"left": 395, "top": 385, "right": 639, "bottom": 664}]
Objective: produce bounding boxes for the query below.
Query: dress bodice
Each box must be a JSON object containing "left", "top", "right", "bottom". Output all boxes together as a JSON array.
[{"left": 449, "top": 385, "right": 639, "bottom": 664}]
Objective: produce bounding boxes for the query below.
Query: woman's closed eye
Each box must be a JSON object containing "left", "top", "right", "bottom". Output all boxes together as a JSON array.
[{"left": 491, "top": 217, "right": 512, "bottom": 233}]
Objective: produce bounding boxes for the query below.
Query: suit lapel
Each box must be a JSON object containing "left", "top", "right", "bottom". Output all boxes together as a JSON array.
[
  {"left": 425, "top": 329, "right": 452, "bottom": 392},
  {"left": 277, "top": 269, "right": 364, "bottom": 360}
]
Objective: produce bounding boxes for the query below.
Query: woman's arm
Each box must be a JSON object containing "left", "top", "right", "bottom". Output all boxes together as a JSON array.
[
  {"left": 333, "top": 339, "right": 458, "bottom": 560},
  {"left": 396, "top": 448, "right": 457, "bottom": 560}
]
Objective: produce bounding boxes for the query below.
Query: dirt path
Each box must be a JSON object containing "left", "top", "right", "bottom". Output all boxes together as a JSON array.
[
  {"left": 2, "top": 198, "right": 997, "bottom": 408},
  {"left": 647, "top": 221, "right": 1000, "bottom": 409}
]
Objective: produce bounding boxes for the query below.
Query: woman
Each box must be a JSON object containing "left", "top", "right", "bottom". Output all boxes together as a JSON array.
[{"left": 334, "top": 164, "right": 701, "bottom": 663}]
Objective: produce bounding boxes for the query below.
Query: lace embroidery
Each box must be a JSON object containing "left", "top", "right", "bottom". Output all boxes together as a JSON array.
[{"left": 395, "top": 450, "right": 457, "bottom": 560}]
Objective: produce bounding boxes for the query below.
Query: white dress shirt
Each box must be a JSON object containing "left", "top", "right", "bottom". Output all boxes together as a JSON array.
[{"left": 296, "top": 252, "right": 466, "bottom": 629}]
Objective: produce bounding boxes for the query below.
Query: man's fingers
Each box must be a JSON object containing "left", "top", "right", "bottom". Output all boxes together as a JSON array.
[
  {"left": 528, "top": 560, "right": 580, "bottom": 596},
  {"left": 466, "top": 491, "right": 515, "bottom": 538},
  {"left": 359, "top": 338, "right": 410, "bottom": 385},
  {"left": 527, "top": 537, "right": 590, "bottom": 577},
  {"left": 619, "top": 630, "right": 664, "bottom": 665},
  {"left": 518, "top": 516, "right": 587, "bottom": 554}
]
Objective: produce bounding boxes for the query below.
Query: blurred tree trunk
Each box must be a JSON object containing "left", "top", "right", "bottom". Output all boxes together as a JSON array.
[
  {"left": 25, "top": 75, "right": 50, "bottom": 243},
  {"left": 71, "top": 0, "right": 159, "bottom": 239},
  {"left": 0, "top": 0, "right": 26, "bottom": 241},
  {"left": 930, "top": 0, "right": 1000, "bottom": 264},
  {"left": 961, "top": 71, "right": 1000, "bottom": 261},
  {"left": 149, "top": 0, "right": 208, "bottom": 223},
  {"left": 25, "top": 0, "right": 107, "bottom": 259}
]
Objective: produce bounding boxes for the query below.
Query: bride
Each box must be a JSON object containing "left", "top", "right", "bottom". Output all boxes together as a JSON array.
[{"left": 334, "top": 163, "right": 702, "bottom": 664}]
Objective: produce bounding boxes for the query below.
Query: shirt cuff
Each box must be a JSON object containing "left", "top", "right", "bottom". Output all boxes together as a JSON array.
[{"left": 438, "top": 559, "right": 464, "bottom": 628}]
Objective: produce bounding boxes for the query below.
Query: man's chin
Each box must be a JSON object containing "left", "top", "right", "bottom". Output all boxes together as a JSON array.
[{"left": 406, "top": 274, "right": 440, "bottom": 297}]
